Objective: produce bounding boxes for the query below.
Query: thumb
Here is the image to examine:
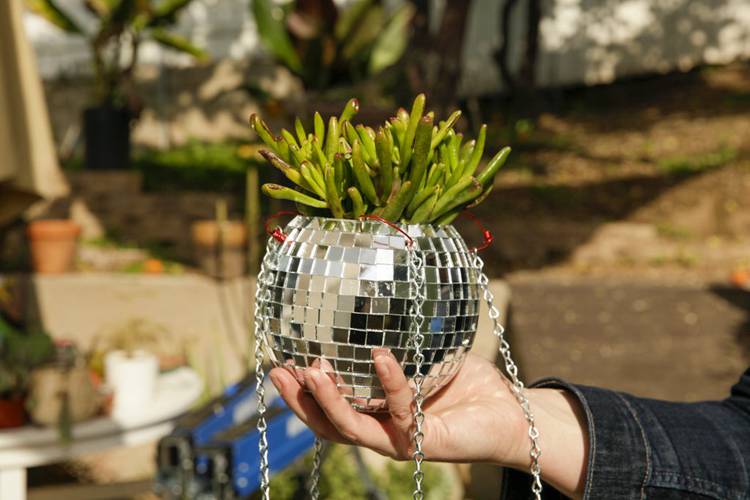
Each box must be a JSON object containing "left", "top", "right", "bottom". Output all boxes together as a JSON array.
[{"left": 373, "top": 348, "right": 414, "bottom": 434}]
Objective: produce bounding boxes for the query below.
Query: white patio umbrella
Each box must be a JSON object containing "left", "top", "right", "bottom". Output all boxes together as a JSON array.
[{"left": 0, "top": 0, "right": 68, "bottom": 227}]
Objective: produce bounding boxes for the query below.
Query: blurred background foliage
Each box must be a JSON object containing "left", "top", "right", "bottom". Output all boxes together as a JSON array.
[
  {"left": 255, "top": 444, "right": 452, "bottom": 500},
  {"left": 252, "top": 0, "right": 415, "bottom": 91},
  {"left": 26, "top": 0, "right": 208, "bottom": 109}
]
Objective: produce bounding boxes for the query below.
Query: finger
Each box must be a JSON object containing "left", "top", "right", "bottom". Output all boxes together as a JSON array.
[
  {"left": 268, "top": 368, "right": 345, "bottom": 443},
  {"left": 304, "top": 367, "right": 394, "bottom": 454},
  {"left": 318, "top": 357, "right": 347, "bottom": 387},
  {"left": 373, "top": 349, "right": 414, "bottom": 434}
]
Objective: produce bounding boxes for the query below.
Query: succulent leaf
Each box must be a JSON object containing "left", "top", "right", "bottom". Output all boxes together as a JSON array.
[{"left": 255, "top": 96, "right": 510, "bottom": 224}]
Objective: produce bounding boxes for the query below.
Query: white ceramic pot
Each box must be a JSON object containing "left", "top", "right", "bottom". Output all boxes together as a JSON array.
[{"left": 105, "top": 350, "right": 158, "bottom": 417}]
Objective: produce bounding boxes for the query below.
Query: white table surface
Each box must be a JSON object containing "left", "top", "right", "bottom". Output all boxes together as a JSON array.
[{"left": 0, "top": 367, "right": 203, "bottom": 500}]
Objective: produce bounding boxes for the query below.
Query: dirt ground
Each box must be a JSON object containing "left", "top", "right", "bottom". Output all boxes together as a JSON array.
[
  {"left": 470, "top": 63, "right": 750, "bottom": 280},
  {"left": 505, "top": 276, "right": 749, "bottom": 401},
  {"left": 465, "top": 63, "right": 750, "bottom": 402}
]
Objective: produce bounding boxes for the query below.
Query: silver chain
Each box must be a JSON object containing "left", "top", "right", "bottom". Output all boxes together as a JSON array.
[
  {"left": 308, "top": 437, "right": 323, "bottom": 499},
  {"left": 256, "top": 238, "right": 325, "bottom": 500},
  {"left": 255, "top": 231, "right": 539, "bottom": 500},
  {"left": 407, "top": 243, "right": 427, "bottom": 500},
  {"left": 472, "top": 251, "right": 543, "bottom": 499},
  {"left": 254, "top": 237, "right": 278, "bottom": 500}
]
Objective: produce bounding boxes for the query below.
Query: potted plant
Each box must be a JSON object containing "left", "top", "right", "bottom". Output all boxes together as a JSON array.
[
  {"left": 88, "top": 319, "right": 167, "bottom": 418},
  {"left": 0, "top": 315, "right": 55, "bottom": 428},
  {"left": 250, "top": 94, "right": 510, "bottom": 411},
  {"left": 26, "top": 341, "right": 101, "bottom": 438},
  {"left": 27, "top": 0, "right": 208, "bottom": 170},
  {"left": 190, "top": 199, "right": 247, "bottom": 279},
  {"left": 251, "top": 0, "right": 414, "bottom": 119},
  {"left": 27, "top": 219, "right": 81, "bottom": 274},
  {"left": 104, "top": 349, "right": 158, "bottom": 417}
]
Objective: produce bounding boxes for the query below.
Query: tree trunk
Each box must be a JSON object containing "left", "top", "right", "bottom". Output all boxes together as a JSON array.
[
  {"left": 406, "top": 0, "right": 471, "bottom": 115},
  {"left": 495, "top": 0, "right": 541, "bottom": 93},
  {"left": 519, "top": 0, "right": 541, "bottom": 88},
  {"left": 430, "top": 0, "right": 472, "bottom": 115},
  {"left": 495, "top": 0, "right": 519, "bottom": 91}
]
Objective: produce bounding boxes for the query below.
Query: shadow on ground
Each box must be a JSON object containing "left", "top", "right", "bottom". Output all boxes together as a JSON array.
[
  {"left": 465, "top": 172, "right": 703, "bottom": 276},
  {"left": 710, "top": 285, "right": 750, "bottom": 359}
]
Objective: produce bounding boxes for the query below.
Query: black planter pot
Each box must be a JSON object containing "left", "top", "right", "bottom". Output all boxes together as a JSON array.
[{"left": 83, "top": 106, "right": 131, "bottom": 170}]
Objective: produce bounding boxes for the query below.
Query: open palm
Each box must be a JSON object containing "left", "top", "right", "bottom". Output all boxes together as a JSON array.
[{"left": 269, "top": 351, "right": 526, "bottom": 466}]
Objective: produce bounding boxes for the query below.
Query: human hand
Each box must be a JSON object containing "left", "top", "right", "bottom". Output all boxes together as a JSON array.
[
  {"left": 270, "top": 350, "right": 589, "bottom": 498},
  {"left": 269, "top": 351, "right": 528, "bottom": 464}
]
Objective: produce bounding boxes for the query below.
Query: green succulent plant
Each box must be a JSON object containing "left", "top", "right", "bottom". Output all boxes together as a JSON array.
[{"left": 252, "top": 95, "right": 510, "bottom": 225}]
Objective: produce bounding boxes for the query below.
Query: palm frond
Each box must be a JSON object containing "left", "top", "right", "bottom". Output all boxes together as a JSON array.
[
  {"left": 150, "top": 28, "right": 209, "bottom": 61},
  {"left": 25, "top": 0, "right": 83, "bottom": 34},
  {"left": 251, "top": 0, "right": 303, "bottom": 74},
  {"left": 148, "top": 0, "right": 192, "bottom": 26}
]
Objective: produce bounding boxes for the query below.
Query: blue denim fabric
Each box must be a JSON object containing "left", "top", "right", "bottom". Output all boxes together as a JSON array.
[{"left": 500, "top": 368, "right": 750, "bottom": 499}]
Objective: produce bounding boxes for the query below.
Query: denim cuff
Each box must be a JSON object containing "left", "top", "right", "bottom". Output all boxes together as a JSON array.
[
  {"left": 500, "top": 378, "right": 650, "bottom": 500},
  {"left": 538, "top": 379, "right": 650, "bottom": 499}
]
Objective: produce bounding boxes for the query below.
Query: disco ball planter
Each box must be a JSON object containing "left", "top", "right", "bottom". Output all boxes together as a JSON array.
[
  {"left": 251, "top": 95, "right": 545, "bottom": 499},
  {"left": 260, "top": 215, "right": 480, "bottom": 412}
]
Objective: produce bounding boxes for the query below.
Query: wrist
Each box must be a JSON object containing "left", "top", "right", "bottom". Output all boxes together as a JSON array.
[{"left": 504, "top": 387, "right": 589, "bottom": 499}]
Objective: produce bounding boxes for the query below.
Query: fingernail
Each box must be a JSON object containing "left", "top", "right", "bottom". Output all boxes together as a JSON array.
[
  {"left": 307, "top": 369, "right": 322, "bottom": 390},
  {"left": 269, "top": 372, "right": 284, "bottom": 391},
  {"left": 374, "top": 354, "right": 390, "bottom": 378},
  {"left": 319, "top": 357, "right": 334, "bottom": 372},
  {"left": 372, "top": 347, "right": 390, "bottom": 359}
]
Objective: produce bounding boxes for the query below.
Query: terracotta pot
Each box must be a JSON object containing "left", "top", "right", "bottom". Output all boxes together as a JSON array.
[
  {"left": 0, "top": 397, "right": 27, "bottom": 429},
  {"left": 191, "top": 220, "right": 247, "bottom": 279},
  {"left": 27, "top": 220, "right": 80, "bottom": 274}
]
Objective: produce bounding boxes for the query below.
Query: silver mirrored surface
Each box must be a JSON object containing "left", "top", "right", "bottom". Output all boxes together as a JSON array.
[{"left": 261, "top": 216, "right": 480, "bottom": 412}]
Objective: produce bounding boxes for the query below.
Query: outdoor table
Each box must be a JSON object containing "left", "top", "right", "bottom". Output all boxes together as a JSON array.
[{"left": 0, "top": 367, "right": 202, "bottom": 500}]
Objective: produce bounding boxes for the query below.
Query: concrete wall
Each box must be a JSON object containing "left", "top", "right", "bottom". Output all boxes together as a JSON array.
[
  {"left": 460, "top": 0, "right": 750, "bottom": 95},
  {"left": 25, "top": 1, "right": 257, "bottom": 79},
  {"left": 25, "top": 273, "right": 251, "bottom": 393},
  {"left": 27, "top": 0, "right": 750, "bottom": 95}
]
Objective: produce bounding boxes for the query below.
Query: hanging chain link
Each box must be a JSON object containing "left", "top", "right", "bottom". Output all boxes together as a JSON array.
[
  {"left": 472, "top": 251, "right": 543, "bottom": 499},
  {"left": 407, "top": 243, "right": 427, "bottom": 500},
  {"left": 255, "top": 237, "right": 324, "bottom": 500},
  {"left": 307, "top": 437, "right": 323, "bottom": 499},
  {"left": 255, "top": 223, "right": 538, "bottom": 500},
  {"left": 254, "top": 237, "right": 279, "bottom": 500}
]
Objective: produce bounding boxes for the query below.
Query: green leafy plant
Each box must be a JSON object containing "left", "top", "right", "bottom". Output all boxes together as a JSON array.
[
  {"left": 253, "top": 444, "right": 450, "bottom": 500},
  {"left": 252, "top": 95, "right": 511, "bottom": 224},
  {"left": 0, "top": 316, "right": 55, "bottom": 397},
  {"left": 26, "top": 0, "right": 208, "bottom": 107},
  {"left": 134, "top": 140, "right": 258, "bottom": 193},
  {"left": 657, "top": 144, "right": 737, "bottom": 175},
  {"left": 251, "top": 0, "right": 414, "bottom": 90}
]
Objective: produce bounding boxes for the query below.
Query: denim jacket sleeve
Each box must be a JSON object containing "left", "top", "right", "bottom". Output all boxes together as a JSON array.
[{"left": 500, "top": 368, "right": 750, "bottom": 500}]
